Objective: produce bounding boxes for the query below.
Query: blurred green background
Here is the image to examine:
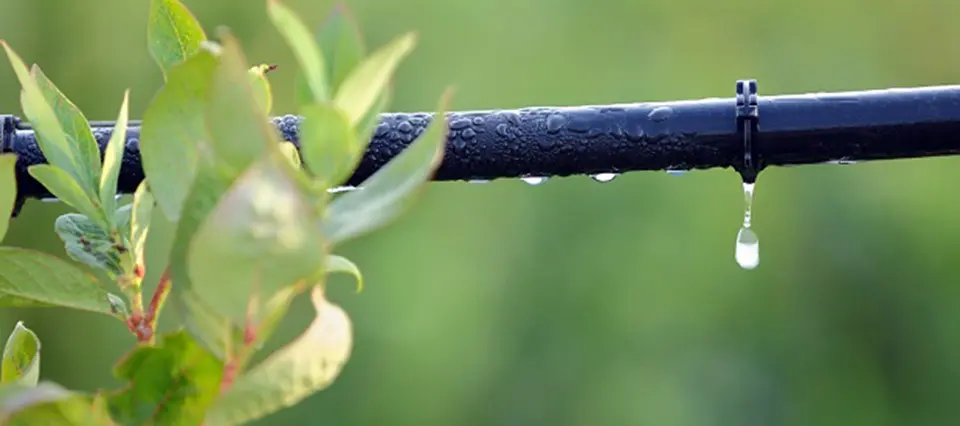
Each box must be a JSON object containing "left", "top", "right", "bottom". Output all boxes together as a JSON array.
[{"left": 2, "top": 0, "right": 960, "bottom": 425}]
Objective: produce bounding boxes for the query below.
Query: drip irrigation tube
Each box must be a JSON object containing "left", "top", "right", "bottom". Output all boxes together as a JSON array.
[{"left": 4, "top": 79, "right": 960, "bottom": 213}]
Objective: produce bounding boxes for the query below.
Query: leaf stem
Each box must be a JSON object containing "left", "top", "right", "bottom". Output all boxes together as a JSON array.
[
  {"left": 219, "top": 314, "right": 258, "bottom": 394},
  {"left": 144, "top": 269, "right": 172, "bottom": 344},
  {"left": 124, "top": 268, "right": 171, "bottom": 344}
]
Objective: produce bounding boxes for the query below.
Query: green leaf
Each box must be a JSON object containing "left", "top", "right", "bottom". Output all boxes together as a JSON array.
[
  {"left": 316, "top": 3, "right": 366, "bottom": 93},
  {"left": 175, "top": 288, "right": 238, "bottom": 361},
  {"left": 31, "top": 65, "right": 102, "bottom": 198},
  {"left": 355, "top": 87, "right": 391, "bottom": 148},
  {"left": 0, "top": 154, "right": 18, "bottom": 242},
  {"left": 2, "top": 42, "right": 82, "bottom": 188},
  {"left": 204, "top": 286, "right": 352, "bottom": 426},
  {"left": 327, "top": 254, "right": 363, "bottom": 292},
  {"left": 1, "top": 322, "right": 40, "bottom": 386},
  {"left": 98, "top": 91, "right": 130, "bottom": 228},
  {"left": 248, "top": 285, "right": 298, "bottom": 354},
  {"left": 187, "top": 156, "right": 325, "bottom": 324},
  {"left": 248, "top": 64, "right": 275, "bottom": 115},
  {"left": 0, "top": 247, "right": 116, "bottom": 316},
  {"left": 168, "top": 164, "right": 238, "bottom": 358},
  {"left": 278, "top": 142, "right": 301, "bottom": 169},
  {"left": 0, "top": 382, "right": 115, "bottom": 425},
  {"left": 204, "top": 32, "right": 275, "bottom": 174},
  {"left": 0, "top": 296, "right": 55, "bottom": 308},
  {"left": 141, "top": 198, "right": 174, "bottom": 293},
  {"left": 163, "top": 33, "right": 283, "bottom": 354},
  {"left": 54, "top": 213, "right": 123, "bottom": 276},
  {"left": 130, "top": 183, "right": 154, "bottom": 269},
  {"left": 302, "top": 86, "right": 389, "bottom": 179},
  {"left": 140, "top": 47, "right": 219, "bottom": 220},
  {"left": 148, "top": 0, "right": 207, "bottom": 76},
  {"left": 28, "top": 165, "right": 107, "bottom": 230},
  {"left": 113, "top": 204, "right": 132, "bottom": 234},
  {"left": 322, "top": 89, "right": 451, "bottom": 244},
  {"left": 333, "top": 32, "right": 416, "bottom": 125},
  {"left": 298, "top": 103, "right": 358, "bottom": 187},
  {"left": 268, "top": 0, "right": 329, "bottom": 103},
  {"left": 107, "top": 330, "right": 222, "bottom": 426},
  {"left": 294, "top": 3, "right": 367, "bottom": 105}
]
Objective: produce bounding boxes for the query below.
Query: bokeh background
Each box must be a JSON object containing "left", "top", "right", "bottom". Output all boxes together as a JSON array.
[{"left": 2, "top": 0, "right": 960, "bottom": 425}]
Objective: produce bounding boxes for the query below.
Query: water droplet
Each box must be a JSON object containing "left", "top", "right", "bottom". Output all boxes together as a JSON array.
[
  {"left": 397, "top": 121, "right": 414, "bottom": 133},
  {"left": 824, "top": 159, "right": 857, "bottom": 165},
  {"left": 735, "top": 227, "right": 759, "bottom": 270},
  {"left": 567, "top": 110, "right": 599, "bottom": 133},
  {"left": 495, "top": 123, "right": 511, "bottom": 137},
  {"left": 450, "top": 119, "right": 471, "bottom": 130},
  {"left": 648, "top": 107, "right": 673, "bottom": 122},
  {"left": 521, "top": 176, "right": 549, "bottom": 186},
  {"left": 666, "top": 169, "right": 689, "bottom": 176},
  {"left": 735, "top": 181, "right": 759, "bottom": 270},
  {"left": 624, "top": 124, "right": 646, "bottom": 141},
  {"left": 537, "top": 137, "right": 556, "bottom": 150},
  {"left": 591, "top": 173, "right": 618, "bottom": 183},
  {"left": 502, "top": 111, "right": 521, "bottom": 125},
  {"left": 461, "top": 128, "right": 477, "bottom": 140},
  {"left": 328, "top": 186, "right": 361, "bottom": 194},
  {"left": 546, "top": 114, "right": 566, "bottom": 134}
]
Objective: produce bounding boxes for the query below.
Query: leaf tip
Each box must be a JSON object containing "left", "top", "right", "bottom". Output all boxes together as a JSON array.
[
  {"left": 327, "top": 2, "right": 354, "bottom": 22},
  {"left": 214, "top": 25, "right": 236, "bottom": 43},
  {"left": 1, "top": 41, "right": 19, "bottom": 62},
  {"left": 401, "top": 31, "right": 419, "bottom": 48}
]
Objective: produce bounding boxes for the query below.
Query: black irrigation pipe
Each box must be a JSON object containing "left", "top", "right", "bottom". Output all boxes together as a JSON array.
[{"left": 4, "top": 79, "right": 960, "bottom": 216}]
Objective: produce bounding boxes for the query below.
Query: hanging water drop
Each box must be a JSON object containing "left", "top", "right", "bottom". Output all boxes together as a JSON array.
[
  {"left": 734, "top": 181, "right": 759, "bottom": 270},
  {"left": 824, "top": 159, "right": 857, "bottom": 165},
  {"left": 591, "top": 173, "right": 618, "bottom": 183},
  {"left": 521, "top": 176, "right": 549, "bottom": 186},
  {"left": 328, "top": 186, "right": 361, "bottom": 194}
]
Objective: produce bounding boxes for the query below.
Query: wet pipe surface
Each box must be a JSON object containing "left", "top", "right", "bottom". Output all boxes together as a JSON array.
[{"left": 4, "top": 84, "right": 960, "bottom": 201}]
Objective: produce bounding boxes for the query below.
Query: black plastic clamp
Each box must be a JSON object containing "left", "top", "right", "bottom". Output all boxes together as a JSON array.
[{"left": 735, "top": 79, "right": 760, "bottom": 183}]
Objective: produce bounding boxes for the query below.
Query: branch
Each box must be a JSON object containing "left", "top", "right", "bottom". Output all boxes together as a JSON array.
[{"left": 5, "top": 81, "right": 960, "bottom": 214}]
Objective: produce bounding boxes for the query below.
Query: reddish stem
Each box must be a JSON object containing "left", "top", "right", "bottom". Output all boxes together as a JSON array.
[
  {"left": 146, "top": 270, "right": 171, "bottom": 325},
  {"left": 220, "top": 360, "right": 239, "bottom": 394},
  {"left": 220, "top": 317, "right": 258, "bottom": 393},
  {"left": 125, "top": 269, "right": 171, "bottom": 344}
]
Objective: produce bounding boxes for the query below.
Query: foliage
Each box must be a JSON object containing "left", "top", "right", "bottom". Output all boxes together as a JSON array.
[{"left": 0, "top": 0, "right": 449, "bottom": 424}]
